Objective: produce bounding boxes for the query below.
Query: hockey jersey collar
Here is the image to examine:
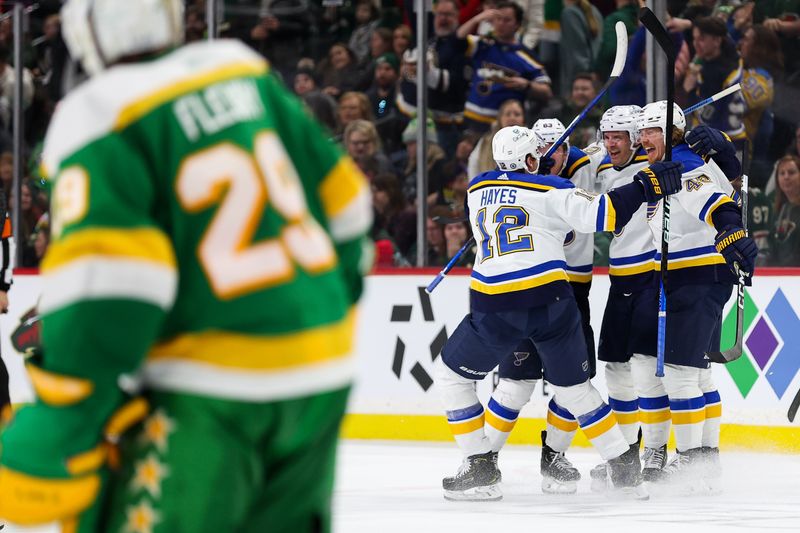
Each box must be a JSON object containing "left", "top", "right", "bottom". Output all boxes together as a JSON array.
[
  {"left": 468, "top": 170, "right": 575, "bottom": 192},
  {"left": 597, "top": 146, "right": 649, "bottom": 173}
]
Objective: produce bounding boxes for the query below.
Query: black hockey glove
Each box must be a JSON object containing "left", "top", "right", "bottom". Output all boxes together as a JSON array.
[
  {"left": 537, "top": 155, "right": 556, "bottom": 175},
  {"left": 634, "top": 161, "right": 684, "bottom": 202},
  {"left": 715, "top": 225, "right": 757, "bottom": 284},
  {"left": 686, "top": 125, "right": 734, "bottom": 158}
]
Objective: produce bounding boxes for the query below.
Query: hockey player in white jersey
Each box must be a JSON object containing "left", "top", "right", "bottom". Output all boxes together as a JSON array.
[
  {"left": 532, "top": 118, "right": 597, "bottom": 296},
  {"left": 591, "top": 105, "right": 673, "bottom": 488},
  {"left": 635, "top": 101, "right": 757, "bottom": 490},
  {"left": 486, "top": 118, "right": 608, "bottom": 494},
  {"left": 435, "top": 125, "right": 683, "bottom": 501},
  {"left": 494, "top": 118, "right": 600, "bottom": 494}
]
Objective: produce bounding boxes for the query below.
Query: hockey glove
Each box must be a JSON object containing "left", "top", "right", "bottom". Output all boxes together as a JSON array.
[
  {"left": 715, "top": 226, "right": 757, "bottom": 284},
  {"left": 686, "top": 125, "right": 734, "bottom": 158},
  {"left": 634, "top": 161, "right": 684, "bottom": 203},
  {"left": 0, "top": 363, "right": 149, "bottom": 526},
  {"left": 11, "top": 306, "right": 43, "bottom": 365},
  {"left": 537, "top": 155, "right": 556, "bottom": 175}
]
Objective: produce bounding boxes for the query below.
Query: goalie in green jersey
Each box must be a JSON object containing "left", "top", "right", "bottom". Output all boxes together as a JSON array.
[{"left": 0, "top": 1, "right": 373, "bottom": 531}]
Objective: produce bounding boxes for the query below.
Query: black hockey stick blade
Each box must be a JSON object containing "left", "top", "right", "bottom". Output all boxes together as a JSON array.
[
  {"left": 707, "top": 341, "right": 742, "bottom": 364},
  {"left": 706, "top": 266, "right": 746, "bottom": 364},
  {"left": 639, "top": 8, "right": 676, "bottom": 61},
  {"left": 788, "top": 387, "right": 800, "bottom": 422}
]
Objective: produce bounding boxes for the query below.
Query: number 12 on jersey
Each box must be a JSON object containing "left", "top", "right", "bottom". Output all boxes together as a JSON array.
[{"left": 475, "top": 205, "right": 534, "bottom": 262}]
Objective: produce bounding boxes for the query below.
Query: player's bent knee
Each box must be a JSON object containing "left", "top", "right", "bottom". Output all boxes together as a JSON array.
[
  {"left": 549, "top": 379, "right": 604, "bottom": 418},
  {"left": 492, "top": 378, "right": 538, "bottom": 411}
]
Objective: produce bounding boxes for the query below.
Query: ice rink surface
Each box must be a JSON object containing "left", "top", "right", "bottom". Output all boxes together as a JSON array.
[
  {"left": 333, "top": 441, "right": 800, "bottom": 533},
  {"left": 5, "top": 440, "right": 799, "bottom": 532}
]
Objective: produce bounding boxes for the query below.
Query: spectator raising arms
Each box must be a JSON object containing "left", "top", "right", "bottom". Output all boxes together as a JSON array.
[
  {"left": 459, "top": 1, "right": 552, "bottom": 131},
  {"left": 683, "top": 17, "right": 747, "bottom": 145},
  {"left": 397, "top": 0, "right": 470, "bottom": 157},
  {"left": 754, "top": 0, "right": 800, "bottom": 79}
]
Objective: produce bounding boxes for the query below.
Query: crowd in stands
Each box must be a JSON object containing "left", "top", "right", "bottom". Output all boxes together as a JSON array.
[{"left": 3, "top": 0, "right": 800, "bottom": 269}]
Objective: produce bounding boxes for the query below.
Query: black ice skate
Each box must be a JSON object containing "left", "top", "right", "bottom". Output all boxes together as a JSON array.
[
  {"left": 608, "top": 443, "right": 649, "bottom": 500},
  {"left": 540, "top": 430, "right": 580, "bottom": 494},
  {"left": 593, "top": 431, "right": 642, "bottom": 493},
  {"left": 700, "top": 446, "right": 722, "bottom": 494},
  {"left": 589, "top": 462, "right": 610, "bottom": 493},
  {"left": 653, "top": 447, "right": 705, "bottom": 492},
  {"left": 442, "top": 451, "right": 502, "bottom": 501},
  {"left": 492, "top": 449, "right": 502, "bottom": 482},
  {"left": 641, "top": 444, "right": 668, "bottom": 482}
]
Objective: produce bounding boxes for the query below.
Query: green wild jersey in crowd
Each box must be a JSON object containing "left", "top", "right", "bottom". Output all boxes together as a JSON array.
[
  {"left": 747, "top": 187, "right": 771, "bottom": 266},
  {"left": 39, "top": 39, "right": 372, "bottom": 403}
]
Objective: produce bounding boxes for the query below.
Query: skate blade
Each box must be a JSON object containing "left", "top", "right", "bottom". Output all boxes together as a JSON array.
[
  {"left": 590, "top": 477, "right": 612, "bottom": 493},
  {"left": 605, "top": 484, "right": 650, "bottom": 501},
  {"left": 443, "top": 484, "right": 502, "bottom": 502},
  {"left": 541, "top": 477, "right": 578, "bottom": 495},
  {"left": 589, "top": 466, "right": 611, "bottom": 493}
]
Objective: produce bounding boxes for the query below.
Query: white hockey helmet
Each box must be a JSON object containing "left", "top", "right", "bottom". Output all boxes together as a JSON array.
[
  {"left": 531, "top": 118, "right": 568, "bottom": 155},
  {"left": 61, "top": 0, "right": 184, "bottom": 76},
  {"left": 599, "top": 105, "right": 642, "bottom": 149},
  {"left": 492, "top": 126, "right": 541, "bottom": 173},
  {"left": 636, "top": 100, "right": 686, "bottom": 139}
]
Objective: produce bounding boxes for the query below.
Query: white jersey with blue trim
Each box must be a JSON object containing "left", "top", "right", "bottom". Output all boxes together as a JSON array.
[
  {"left": 562, "top": 145, "right": 601, "bottom": 283},
  {"left": 645, "top": 143, "right": 737, "bottom": 287},
  {"left": 595, "top": 147, "right": 654, "bottom": 291},
  {"left": 583, "top": 142, "right": 607, "bottom": 178},
  {"left": 467, "top": 170, "right": 618, "bottom": 312}
]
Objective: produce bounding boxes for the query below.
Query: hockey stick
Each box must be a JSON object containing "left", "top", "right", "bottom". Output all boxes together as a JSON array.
[
  {"left": 684, "top": 83, "right": 742, "bottom": 115},
  {"left": 706, "top": 143, "right": 750, "bottom": 364},
  {"left": 542, "top": 21, "right": 629, "bottom": 160},
  {"left": 639, "top": 7, "right": 675, "bottom": 378},
  {"left": 788, "top": 386, "right": 800, "bottom": 422},
  {"left": 425, "top": 237, "right": 474, "bottom": 294}
]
